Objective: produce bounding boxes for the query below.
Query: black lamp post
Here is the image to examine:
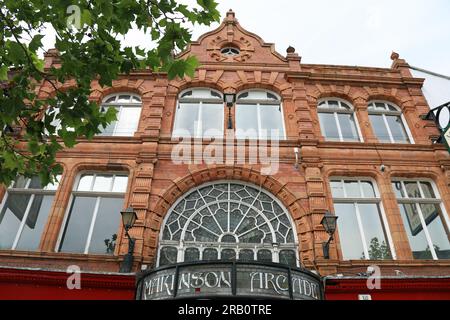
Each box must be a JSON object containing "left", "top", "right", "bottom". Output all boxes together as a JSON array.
[
  {"left": 320, "top": 212, "right": 338, "bottom": 259},
  {"left": 224, "top": 93, "right": 236, "bottom": 129},
  {"left": 119, "top": 207, "right": 138, "bottom": 273}
]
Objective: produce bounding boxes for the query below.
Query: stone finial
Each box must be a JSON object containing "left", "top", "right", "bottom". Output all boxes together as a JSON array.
[
  {"left": 226, "top": 9, "right": 235, "bottom": 21},
  {"left": 286, "top": 46, "right": 296, "bottom": 54},
  {"left": 391, "top": 51, "right": 400, "bottom": 61}
]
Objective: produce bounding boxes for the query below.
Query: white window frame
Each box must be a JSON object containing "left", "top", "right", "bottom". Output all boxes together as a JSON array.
[
  {"left": 318, "top": 98, "right": 364, "bottom": 143},
  {"left": 0, "top": 176, "right": 60, "bottom": 251},
  {"left": 330, "top": 177, "right": 396, "bottom": 260},
  {"left": 99, "top": 93, "right": 142, "bottom": 137},
  {"left": 157, "top": 180, "right": 299, "bottom": 267},
  {"left": 392, "top": 178, "right": 450, "bottom": 260},
  {"left": 55, "top": 172, "right": 128, "bottom": 255},
  {"left": 368, "top": 101, "right": 415, "bottom": 144},
  {"left": 235, "top": 90, "right": 287, "bottom": 140},
  {"left": 173, "top": 88, "right": 224, "bottom": 139}
]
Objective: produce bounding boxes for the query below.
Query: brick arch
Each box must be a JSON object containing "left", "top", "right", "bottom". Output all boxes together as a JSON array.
[
  {"left": 90, "top": 85, "right": 147, "bottom": 104},
  {"left": 307, "top": 84, "right": 370, "bottom": 108},
  {"left": 168, "top": 76, "right": 228, "bottom": 96},
  {"left": 149, "top": 166, "right": 310, "bottom": 241}
]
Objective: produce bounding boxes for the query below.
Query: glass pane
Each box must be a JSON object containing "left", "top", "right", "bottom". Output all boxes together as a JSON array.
[
  {"left": 117, "top": 95, "right": 131, "bottom": 103},
  {"left": 405, "top": 182, "right": 421, "bottom": 198},
  {"left": 328, "top": 100, "right": 339, "bottom": 108},
  {"left": 330, "top": 181, "right": 344, "bottom": 198},
  {"left": 239, "top": 249, "right": 254, "bottom": 261},
  {"left": 344, "top": 181, "right": 361, "bottom": 198},
  {"left": 45, "top": 175, "right": 62, "bottom": 191},
  {"left": 159, "top": 247, "right": 178, "bottom": 266},
  {"left": 361, "top": 181, "right": 376, "bottom": 198},
  {"left": 203, "top": 248, "right": 218, "bottom": 261},
  {"left": 131, "top": 96, "right": 141, "bottom": 103},
  {"left": 392, "top": 181, "right": 405, "bottom": 198},
  {"left": 399, "top": 203, "right": 433, "bottom": 259},
  {"left": 420, "top": 182, "right": 436, "bottom": 199},
  {"left": 114, "top": 107, "right": 141, "bottom": 136},
  {"left": 173, "top": 103, "right": 200, "bottom": 137},
  {"left": 77, "top": 175, "right": 94, "bottom": 191},
  {"left": 15, "top": 195, "right": 54, "bottom": 251},
  {"left": 88, "top": 197, "right": 123, "bottom": 255},
  {"left": 375, "top": 103, "right": 386, "bottom": 110},
  {"left": 184, "top": 248, "right": 200, "bottom": 262},
  {"left": 335, "top": 203, "right": 365, "bottom": 260},
  {"left": 369, "top": 115, "right": 391, "bottom": 143},
  {"left": 420, "top": 204, "right": 450, "bottom": 259},
  {"left": 318, "top": 113, "right": 340, "bottom": 141},
  {"left": 98, "top": 107, "right": 118, "bottom": 136},
  {"left": 13, "top": 176, "right": 28, "bottom": 189},
  {"left": 59, "top": 197, "right": 97, "bottom": 253},
  {"left": 28, "top": 176, "right": 43, "bottom": 189},
  {"left": 236, "top": 104, "right": 259, "bottom": 139},
  {"left": 386, "top": 115, "right": 409, "bottom": 143},
  {"left": 201, "top": 103, "right": 224, "bottom": 138},
  {"left": 257, "top": 249, "right": 273, "bottom": 263},
  {"left": 221, "top": 249, "right": 236, "bottom": 261},
  {"left": 259, "top": 105, "right": 284, "bottom": 139},
  {"left": 105, "top": 97, "right": 116, "bottom": 103},
  {"left": 358, "top": 204, "right": 392, "bottom": 260},
  {"left": 0, "top": 194, "right": 31, "bottom": 249},
  {"left": 112, "top": 176, "right": 128, "bottom": 193},
  {"left": 279, "top": 250, "right": 297, "bottom": 268},
  {"left": 338, "top": 114, "right": 359, "bottom": 141},
  {"left": 92, "top": 175, "right": 113, "bottom": 192}
]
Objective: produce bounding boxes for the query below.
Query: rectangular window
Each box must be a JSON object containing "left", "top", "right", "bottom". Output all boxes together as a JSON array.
[
  {"left": 236, "top": 104, "right": 285, "bottom": 140},
  {"left": 392, "top": 180, "right": 450, "bottom": 260},
  {"left": 98, "top": 106, "right": 142, "bottom": 137},
  {"left": 58, "top": 173, "right": 128, "bottom": 255},
  {"left": 173, "top": 102, "right": 224, "bottom": 138},
  {"left": 0, "top": 176, "right": 60, "bottom": 251},
  {"left": 331, "top": 179, "right": 393, "bottom": 260}
]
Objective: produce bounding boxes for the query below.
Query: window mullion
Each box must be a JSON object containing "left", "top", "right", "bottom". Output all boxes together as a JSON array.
[
  {"left": 334, "top": 112, "right": 344, "bottom": 141},
  {"left": 197, "top": 102, "right": 203, "bottom": 138},
  {"left": 382, "top": 114, "right": 395, "bottom": 143},
  {"left": 415, "top": 202, "right": 438, "bottom": 260},
  {"left": 84, "top": 196, "right": 101, "bottom": 254},
  {"left": 113, "top": 106, "right": 123, "bottom": 136},
  {"left": 11, "top": 194, "right": 35, "bottom": 250},
  {"left": 355, "top": 203, "right": 370, "bottom": 259},
  {"left": 257, "top": 103, "right": 262, "bottom": 139}
]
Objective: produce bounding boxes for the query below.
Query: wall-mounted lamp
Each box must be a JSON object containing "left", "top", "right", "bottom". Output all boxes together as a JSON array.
[
  {"left": 119, "top": 206, "right": 138, "bottom": 273},
  {"left": 224, "top": 93, "right": 236, "bottom": 129},
  {"left": 320, "top": 212, "right": 338, "bottom": 259}
]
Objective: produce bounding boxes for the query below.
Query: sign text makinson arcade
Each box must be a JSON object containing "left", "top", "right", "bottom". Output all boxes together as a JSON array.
[{"left": 135, "top": 261, "right": 323, "bottom": 300}]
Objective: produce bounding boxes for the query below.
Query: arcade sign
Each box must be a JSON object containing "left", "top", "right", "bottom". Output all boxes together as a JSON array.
[{"left": 135, "top": 261, "right": 323, "bottom": 300}]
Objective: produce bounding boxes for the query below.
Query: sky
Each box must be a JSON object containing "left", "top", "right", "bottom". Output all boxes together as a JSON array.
[{"left": 41, "top": 0, "right": 450, "bottom": 75}]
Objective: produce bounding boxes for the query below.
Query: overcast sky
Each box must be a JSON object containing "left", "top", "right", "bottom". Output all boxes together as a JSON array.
[{"left": 41, "top": 0, "right": 450, "bottom": 75}]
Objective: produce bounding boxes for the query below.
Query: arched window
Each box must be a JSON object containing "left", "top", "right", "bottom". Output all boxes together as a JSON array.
[
  {"left": 98, "top": 93, "right": 142, "bottom": 137},
  {"left": 158, "top": 181, "right": 299, "bottom": 267},
  {"left": 235, "top": 90, "right": 285, "bottom": 140},
  {"left": 173, "top": 88, "right": 224, "bottom": 138},
  {"left": 317, "top": 99, "right": 362, "bottom": 142},
  {"left": 368, "top": 101, "right": 413, "bottom": 144}
]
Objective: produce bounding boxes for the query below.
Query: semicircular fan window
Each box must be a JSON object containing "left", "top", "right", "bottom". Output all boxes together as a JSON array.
[{"left": 158, "top": 182, "right": 299, "bottom": 268}]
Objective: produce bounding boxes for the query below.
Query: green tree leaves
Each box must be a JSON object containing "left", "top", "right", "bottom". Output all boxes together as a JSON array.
[{"left": 0, "top": 0, "right": 220, "bottom": 187}]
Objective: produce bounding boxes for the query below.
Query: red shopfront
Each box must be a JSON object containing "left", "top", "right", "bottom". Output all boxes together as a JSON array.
[
  {"left": 0, "top": 267, "right": 135, "bottom": 300},
  {"left": 325, "top": 277, "right": 450, "bottom": 300}
]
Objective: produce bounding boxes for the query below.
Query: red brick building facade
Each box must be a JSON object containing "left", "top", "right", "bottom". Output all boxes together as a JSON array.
[{"left": 1, "top": 10, "right": 449, "bottom": 300}]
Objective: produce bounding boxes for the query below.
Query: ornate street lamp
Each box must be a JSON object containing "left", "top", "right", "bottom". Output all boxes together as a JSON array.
[
  {"left": 119, "top": 207, "right": 138, "bottom": 273},
  {"left": 320, "top": 212, "right": 338, "bottom": 259},
  {"left": 224, "top": 93, "right": 236, "bottom": 129},
  {"left": 424, "top": 102, "right": 450, "bottom": 152}
]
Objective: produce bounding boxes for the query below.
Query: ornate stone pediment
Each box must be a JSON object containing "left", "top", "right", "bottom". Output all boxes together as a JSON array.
[{"left": 178, "top": 10, "right": 289, "bottom": 66}]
